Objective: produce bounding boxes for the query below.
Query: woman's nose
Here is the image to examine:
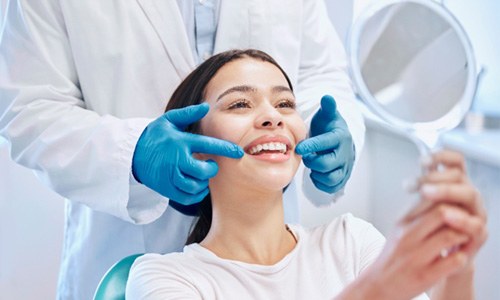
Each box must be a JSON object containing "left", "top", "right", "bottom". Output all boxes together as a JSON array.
[{"left": 255, "top": 106, "right": 283, "bottom": 129}]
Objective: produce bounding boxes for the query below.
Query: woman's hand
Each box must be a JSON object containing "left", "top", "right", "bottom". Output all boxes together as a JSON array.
[
  {"left": 338, "top": 150, "right": 487, "bottom": 300},
  {"left": 413, "top": 150, "right": 487, "bottom": 265},
  {"left": 416, "top": 150, "right": 488, "bottom": 299}
]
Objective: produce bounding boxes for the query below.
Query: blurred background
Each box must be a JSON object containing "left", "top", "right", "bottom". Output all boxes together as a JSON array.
[{"left": 1, "top": 0, "right": 498, "bottom": 299}]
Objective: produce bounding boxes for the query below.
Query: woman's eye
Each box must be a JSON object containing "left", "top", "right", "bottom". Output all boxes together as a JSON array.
[
  {"left": 276, "top": 99, "right": 296, "bottom": 110},
  {"left": 227, "top": 99, "right": 251, "bottom": 110}
]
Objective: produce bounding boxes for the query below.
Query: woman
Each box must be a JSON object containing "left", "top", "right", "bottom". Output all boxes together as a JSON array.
[{"left": 126, "top": 49, "right": 487, "bottom": 299}]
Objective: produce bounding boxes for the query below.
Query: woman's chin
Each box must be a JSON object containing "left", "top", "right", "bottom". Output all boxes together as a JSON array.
[
  {"left": 214, "top": 158, "right": 299, "bottom": 192},
  {"left": 242, "top": 171, "right": 295, "bottom": 192}
]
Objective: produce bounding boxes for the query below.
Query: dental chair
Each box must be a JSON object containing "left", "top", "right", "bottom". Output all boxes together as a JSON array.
[{"left": 93, "top": 254, "right": 143, "bottom": 300}]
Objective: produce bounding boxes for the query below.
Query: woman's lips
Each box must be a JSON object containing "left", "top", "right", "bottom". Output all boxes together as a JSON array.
[{"left": 248, "top": 151, "right": 291, "bottom": 162}]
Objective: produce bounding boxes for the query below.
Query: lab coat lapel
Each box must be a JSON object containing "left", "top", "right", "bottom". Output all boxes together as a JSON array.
[{"left": 137, "top": 0, "right": 195, "bottom": 77}]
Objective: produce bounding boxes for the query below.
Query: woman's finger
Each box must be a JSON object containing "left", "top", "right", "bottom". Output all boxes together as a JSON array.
[
  {"left": 420, "top": 183, "right": 483, "bottom": 218},
  {"left": 418, "top": 227, "right": 470, "bottom": 265},
  {"left": 398, "top": 204, "right": 464, "bottom": 250},
  {"left": 428, "top": 150, "right": 466, "bottom": 172},
  {"left": 427, "top": 250, "right": 469, "bottom": 281},
  {"left": 404, "top": 182, "right": 483, "bottom": 226},
  {"left": 426, "top": 208, "right": 486, "bottom": 258},
  {"left": 444, "top": 210, "right": 485, "bottom": 238},
  {"left": 419, "top": 167, "right": 466, "bottom": 185},
  {"left": 447, "top": 214, "right": 489, "bottom": 257},
  {"left": 404, "top": 204, "right": 487, "bottom": 262}
]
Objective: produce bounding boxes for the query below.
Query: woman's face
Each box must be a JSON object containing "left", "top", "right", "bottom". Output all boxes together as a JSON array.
[{"left": 199, "top": 57, "right": 307, "bottom": 192}]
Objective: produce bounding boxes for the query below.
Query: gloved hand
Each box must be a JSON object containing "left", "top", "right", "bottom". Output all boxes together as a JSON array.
[
  {"left": 295, "top": 95, "right": 355, "bottom": 194},
  {"left": 132, "top": 103, "right": 244, "bottom": 205}
]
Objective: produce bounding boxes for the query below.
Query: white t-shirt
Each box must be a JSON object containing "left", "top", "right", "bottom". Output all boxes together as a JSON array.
[{"left": 126, "top": 214, "right": 428, "bottom": 299}]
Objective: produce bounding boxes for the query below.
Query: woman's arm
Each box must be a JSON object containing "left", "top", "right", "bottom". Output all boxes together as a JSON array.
[{"left": 335, "top": 150, "right": 487, "bottom": 300}]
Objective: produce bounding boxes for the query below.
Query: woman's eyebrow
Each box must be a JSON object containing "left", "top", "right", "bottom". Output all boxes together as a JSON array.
[
  {"left": 272, "top": 85, "right": 293, "bottom": 94},
  {"left": 217, "top": 85, "right": 293, "bottom": 101},
  {"left": 217, "top": 85, "right": 256, "bottom": 101}
]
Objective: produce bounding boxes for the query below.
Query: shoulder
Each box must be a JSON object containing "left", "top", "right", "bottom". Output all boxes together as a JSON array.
[
  {"left": 128, "top": 252, "right": 195, "bottom": 285},
  {"left": 307, "top": 213, "right": 386, "bottom": 256},
  {"left": 131, "top": 252, "right": 190, "bottom": 272},
  {"left": 129, "top": 248, "right": 211, "bottom": 280},
  {"left": 315, "top": 213, "right": 382, "bottom": 239},
  {"left": 304, "top": 214, "right": 387, "bottom": 276},
  {"left": 128, "top": 243, "right": 227, "bottom": 285},
  {"left": 126, "top": 251, "right": 202, "bottom": 299}
]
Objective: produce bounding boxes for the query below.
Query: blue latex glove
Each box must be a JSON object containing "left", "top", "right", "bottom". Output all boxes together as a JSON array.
[
  {"left": 295, "top": 95, "right": 355, "bottom": 194},
  {"left": 132, "top": 103, "right": 244, "bottom": 205}
]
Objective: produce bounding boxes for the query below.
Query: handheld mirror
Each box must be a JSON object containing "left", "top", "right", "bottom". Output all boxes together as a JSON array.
[{"left": 348, "top": 0, "right": 478, "bottom": 157}]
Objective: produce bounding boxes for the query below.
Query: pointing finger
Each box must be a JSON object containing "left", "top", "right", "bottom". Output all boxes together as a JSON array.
[
  {"left": 190, "top": 134, "right": 244, "bottom": 158},
  {"left": 295, "top": 131, "right": 340, "bottom": 155},
  {"left": 164, "top": 103, "right": 210, "bottom": 130},
  {"left": 179, "top": 157, "right": 219, "bottom": 181},
  {"left": 317, "top": 95, "right": 338, "bottom": 121}
]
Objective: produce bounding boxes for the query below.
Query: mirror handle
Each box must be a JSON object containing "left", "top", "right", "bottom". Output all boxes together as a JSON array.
[{"left": 470, "top": 66, "right": 487, "bottom": 112}]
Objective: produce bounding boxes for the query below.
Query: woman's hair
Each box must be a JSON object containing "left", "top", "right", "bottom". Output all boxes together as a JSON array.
[{"left": 165, "top": 49, "right": 293, "bottom": 245}]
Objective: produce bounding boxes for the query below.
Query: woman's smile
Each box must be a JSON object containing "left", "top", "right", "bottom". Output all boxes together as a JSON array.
[{"left": 244, "top": 134, "right": 293, "bottom": 163}]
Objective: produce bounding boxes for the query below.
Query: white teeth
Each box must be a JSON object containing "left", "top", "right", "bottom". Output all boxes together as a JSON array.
[{"left": 249, "top": 142, "right": 288, "bottom": 155}]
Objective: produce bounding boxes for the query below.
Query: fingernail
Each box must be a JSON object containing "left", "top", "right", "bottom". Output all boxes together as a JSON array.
[
  {"left": 421, "top": 184, "right": 438, "bottom": 196},
  {"left": 420, "top": 154, "right": 433, "bottom": 168},
  {"left": 237, "top": 148, "right": 244, "bottom": 157},
  {"left": 402, "top": 178, "right": 419, "bottom": 193},
  {"left": 445, "top": 210, "right": 461, "bottom": 223}
]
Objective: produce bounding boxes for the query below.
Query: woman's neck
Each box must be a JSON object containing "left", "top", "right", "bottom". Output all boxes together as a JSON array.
[{"left": 199, "top": 183, "right": 296, "bottom": 265}]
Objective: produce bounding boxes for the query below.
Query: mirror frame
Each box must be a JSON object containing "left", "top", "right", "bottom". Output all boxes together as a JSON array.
[{"left": 348, "top": 0, "right": 478, "bottom": 133}]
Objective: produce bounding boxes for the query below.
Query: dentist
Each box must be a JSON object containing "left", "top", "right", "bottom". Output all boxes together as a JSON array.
[{"left": 0, "top": 0, "right": 364, "bottom": 299}]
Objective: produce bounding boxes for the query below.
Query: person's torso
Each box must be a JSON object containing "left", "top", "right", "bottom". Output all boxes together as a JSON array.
[
  {"left": 130, "top": 216, "right": 373, "bottom": 299},
  {"left": 59, "top": 0, "right": 305, "bottom": 119},
  {"left": 182, "top": 229, "right": 353, "bottom": 299}
]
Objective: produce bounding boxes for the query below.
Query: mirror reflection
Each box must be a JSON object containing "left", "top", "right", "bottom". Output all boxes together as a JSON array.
[{"left": 359, "top": 2, "right": 468, "bottom": 123}]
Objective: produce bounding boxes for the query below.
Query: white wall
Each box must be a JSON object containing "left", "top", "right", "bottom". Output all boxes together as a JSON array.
[
  {"left": 0, "top": 141, "right": 64, "bottom": 299},
  {"left": 0, "top": 4, "right": 63, "bottom": 299},
  {"left": 464, "top": 159, "right": 500, "bottom": 300}
]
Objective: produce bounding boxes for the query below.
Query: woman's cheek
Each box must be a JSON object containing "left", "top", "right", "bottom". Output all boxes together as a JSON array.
[
  {"left": 200, "top": 114, "right": 221, "bottom": 139},
  {"left": 293, "top": 117, "right": 308, "bottom": 142},
  {"left": 208, "top": 114, "right": 248, "bottom": 144}
]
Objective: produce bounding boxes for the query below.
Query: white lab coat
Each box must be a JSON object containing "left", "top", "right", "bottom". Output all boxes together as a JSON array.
[{"left": 0, "top": 0, "right": 364, "bottom": 299}]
